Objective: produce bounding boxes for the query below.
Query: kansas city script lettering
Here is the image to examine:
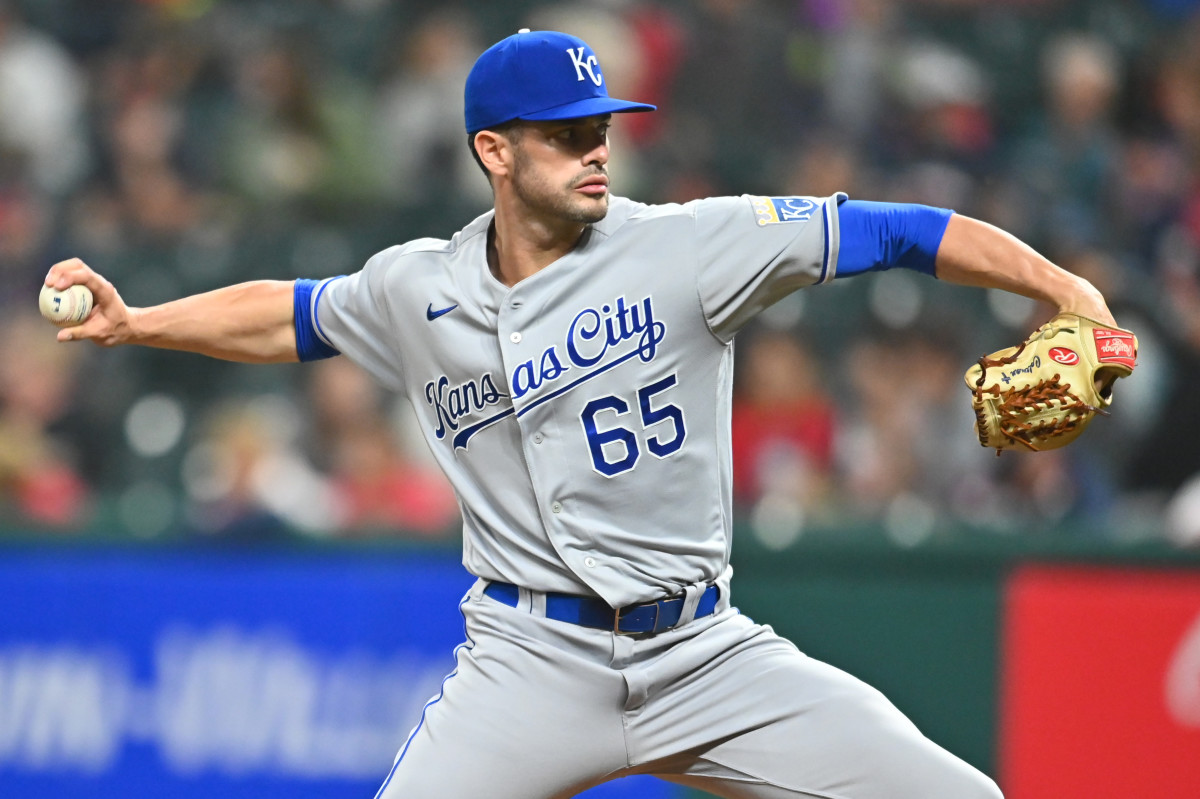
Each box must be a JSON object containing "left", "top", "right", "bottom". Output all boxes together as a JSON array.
[
  {"left": 422, "top": 294, "right": 666, "bottom": 441},
  {"left": 425, "top": 373, "right": 505, "bottom": 440},
  {"left": 511, "top": 295, "right": 665, "bottom": 399}
]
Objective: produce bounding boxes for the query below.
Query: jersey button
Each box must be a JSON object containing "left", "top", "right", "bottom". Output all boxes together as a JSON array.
[
  {"left": 533, "top": 432, "right": 544, "bottom": 444},
  {"left": 584, "top": 557, "right": 596, "bottom": 568},
  {"left": 551, "top": 501, "right": 562, "bottom": 514},
  {"left": 510, "top": 332, "right": 522, "bottom": 343},
  {"left": 511, "top": 299, "right": 523, "bottom": 309}
]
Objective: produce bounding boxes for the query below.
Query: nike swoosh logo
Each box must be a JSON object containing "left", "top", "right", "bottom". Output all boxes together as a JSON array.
[{"left": 426, "top": 303, "right": 458, "bottom": 321}]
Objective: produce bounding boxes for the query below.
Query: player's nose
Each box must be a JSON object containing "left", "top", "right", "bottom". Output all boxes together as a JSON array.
[{"left": 584, "top": 140, "right": 609, "bottom": 168}]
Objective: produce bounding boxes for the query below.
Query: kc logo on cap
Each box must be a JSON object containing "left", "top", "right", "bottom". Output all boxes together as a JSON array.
[
  {"left": 465, "top": 29, "right": 655, "bottom": 133},
  {"left": 566, "top": 47, "right": 603, "bottom": 86}
]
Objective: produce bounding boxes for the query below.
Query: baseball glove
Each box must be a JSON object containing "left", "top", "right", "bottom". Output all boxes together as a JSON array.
[{"left": 964, "top": 312, "right": 1137, "bottom": 453}]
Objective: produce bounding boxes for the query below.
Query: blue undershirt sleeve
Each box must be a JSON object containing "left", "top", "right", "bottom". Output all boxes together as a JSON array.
[
  {"left": 835, "top": 200, "right": 954, "bottom": 278},
  {"left": 293, "top": 278, "right": 341, "bottom": 362}
]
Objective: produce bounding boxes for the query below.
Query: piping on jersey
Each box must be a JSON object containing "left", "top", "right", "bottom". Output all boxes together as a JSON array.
[{"left": 312, "top": 276, "right": 346, "bottom": 350}]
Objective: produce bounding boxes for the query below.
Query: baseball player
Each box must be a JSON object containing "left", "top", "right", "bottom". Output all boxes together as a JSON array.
[{"left": 48, "top": 29, "right": 1119, "bottom": 799}]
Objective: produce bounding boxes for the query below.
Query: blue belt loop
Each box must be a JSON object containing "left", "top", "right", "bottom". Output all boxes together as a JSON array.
[
  {"left": 679, "top": 583, "right": 701, "bottom": 628},
  {"left": 528, "top": 587, "right": 546, "bottom": 616},
  {"left": 482, "top": 582, "right": 721, "bottom": 636}
]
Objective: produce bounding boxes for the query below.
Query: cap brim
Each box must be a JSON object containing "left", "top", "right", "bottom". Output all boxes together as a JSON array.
[{"left": 519, "top": 96, "right": 656, "bottom": 122}]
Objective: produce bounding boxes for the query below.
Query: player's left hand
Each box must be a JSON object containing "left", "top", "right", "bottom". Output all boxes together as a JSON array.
[{"left": 1053, "top": 277, "right": 1118, "bottom": 329}]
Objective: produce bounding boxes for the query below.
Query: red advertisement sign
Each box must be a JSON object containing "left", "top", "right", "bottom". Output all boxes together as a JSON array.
[{"left": 1000, "top": 566, "right": 1200, "bottom": 799}]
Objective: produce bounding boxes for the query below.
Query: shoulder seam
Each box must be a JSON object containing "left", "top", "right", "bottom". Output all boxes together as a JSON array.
[{"left": 690, "top": 201, "right": 730, "bottom": 345}]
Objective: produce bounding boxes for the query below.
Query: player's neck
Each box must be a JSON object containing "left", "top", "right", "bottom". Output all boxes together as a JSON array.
[{"left": 488, "top": 210, "right": 587, "bottom": 288}]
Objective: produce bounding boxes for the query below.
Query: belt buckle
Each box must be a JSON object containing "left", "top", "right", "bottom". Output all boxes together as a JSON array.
[{"left": 614, "top": 601, "right": 657, "bottom": 636}]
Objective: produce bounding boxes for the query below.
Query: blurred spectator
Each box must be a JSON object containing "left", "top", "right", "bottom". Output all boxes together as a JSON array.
[
  {"left": 1109, "top": 135, "right": 1191, "bottom": 258},
  {"left": 836, "top": 333, "right": 921, "bottom": 518},
  {"left": 965, "top": 450, "right": 1095, "bottom": 534},
  {"left": 326, "top": 422, "right": 460, "bottom": 537},
  {"left": 1128, "top": 227, "right": 1200, "bottom": 496},
  {"left": 780, "top": 132, "right": 868, "bottom": 199},
  {"left": 306, "top": 358, "right": 458, "bottom": 538},
  {"left": 731, "top": 329, "right": 837, "bottom": 528},
  {"left": 663, "top": 0, "right": 797, "bottom": 193},
  {"left": 0, "top": 1, "right": 89, "bottom": 196},
  {"left": 55, "top": 13, "right": 244, "bottom": 275},
  {"left": 1126, "top": 17, "right": 1200, "bottom": 513},
  {"left": 97, "top": 30, "right": 205, "bottom": 239},
  {"left": 833, "top": 327, "right": 997, "bottom": 537},
  {"left": 0, "top": 165, "right": 51, "bottom": 305},
  {"left": 220, "top": 31, "right": 377, "bottom": 209},
  {"left": 374, "top": 10, "right": 490, "bottom": 210},
  {"left": 1009, "top": 33, "right": 1124, "bottom": 251},
  {"left": 610, "top": 2, "right": 685, "bottom": 148},
  {"left": 182, "top": 396, "right": 338, "bottom": 541},
  {"left": 1156, "top": 16, "right": 1200, "bottom": 166},
  {"left": 0, "top": 312, "right": 92, "bottom": 529},
  {"left": 890, "top": 40, "right": 994, "bottom": 170},
  {"left": 807, "top": 0, "right": 898, "bottom": 146}
]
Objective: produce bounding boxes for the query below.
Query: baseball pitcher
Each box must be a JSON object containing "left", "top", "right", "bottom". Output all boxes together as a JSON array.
[{"left": 47, "top": 29, "right": 1134, "bottom": 799}]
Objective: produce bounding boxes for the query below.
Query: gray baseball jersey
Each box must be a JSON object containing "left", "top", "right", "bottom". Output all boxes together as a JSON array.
[
  {"left": 307, "top": 193, "right": 840, "bottom": 608},
  {"left": 301, "top": 193, "right": 1001, "bottom": 799}
]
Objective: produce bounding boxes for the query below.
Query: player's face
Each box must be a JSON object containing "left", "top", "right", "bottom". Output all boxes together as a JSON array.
[{"left": 509, "top": 115, "right": 612, "bottom": 224}]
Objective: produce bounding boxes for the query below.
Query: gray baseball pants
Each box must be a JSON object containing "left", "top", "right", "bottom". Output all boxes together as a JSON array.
[{"left": 375, "top": 579, "right": 1003, "bottom": 799}]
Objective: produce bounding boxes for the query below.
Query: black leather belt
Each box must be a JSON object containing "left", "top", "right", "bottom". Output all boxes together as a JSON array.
[{"left": 483, "top": 582, "right": 720, "bottom": 636}]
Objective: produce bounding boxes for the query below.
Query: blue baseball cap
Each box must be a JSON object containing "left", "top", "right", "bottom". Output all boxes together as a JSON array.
[{"left": 465, "top": 29, "right": 656, "bottom": 134}]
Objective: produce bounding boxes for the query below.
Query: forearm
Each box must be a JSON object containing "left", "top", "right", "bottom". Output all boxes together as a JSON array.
[
  {"left": 129, "top": 280, "right": 299, "bottom": 363},
  {"left": 934, "top": 214, "right": 1116, "bottom": 325}
]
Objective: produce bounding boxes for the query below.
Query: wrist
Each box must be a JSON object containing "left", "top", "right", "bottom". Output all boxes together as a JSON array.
[
  {"left": 124, "top": 306, "right": 148, "bottom": 345},
  {"left": 1055, "top": 278, "right": 1116, "bottom": 327}
]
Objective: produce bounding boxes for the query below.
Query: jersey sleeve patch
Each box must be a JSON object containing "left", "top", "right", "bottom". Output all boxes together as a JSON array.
[
  {"left": 294, "top": 277, "right": 342, "bottom": 362},
  {"left": 750, "top": 195, "right": 819, "bottom": 225}
]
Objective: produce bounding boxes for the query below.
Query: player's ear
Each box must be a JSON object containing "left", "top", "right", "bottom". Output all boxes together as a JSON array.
[{"left": 474, "top": 130, "right": 514, "bottom": 180}]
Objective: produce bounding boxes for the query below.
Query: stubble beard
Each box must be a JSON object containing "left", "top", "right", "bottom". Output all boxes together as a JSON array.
[{"left": 512, "top": 148, "right": 609, "bottom": 225}]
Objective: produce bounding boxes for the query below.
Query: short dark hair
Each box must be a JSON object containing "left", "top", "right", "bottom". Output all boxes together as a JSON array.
[{"left": 467, "top": 120, "right": 524, "bottom": 180}]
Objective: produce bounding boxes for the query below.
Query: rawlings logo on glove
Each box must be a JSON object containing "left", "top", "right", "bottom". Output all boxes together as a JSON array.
[{"left": 964, "top": 313, "right": 1137, "bottom": 453}]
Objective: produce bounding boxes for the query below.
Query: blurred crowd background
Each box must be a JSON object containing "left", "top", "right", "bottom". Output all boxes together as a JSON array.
[{"left": 1, "top": 0, "right": 1199, "bottom": 549}]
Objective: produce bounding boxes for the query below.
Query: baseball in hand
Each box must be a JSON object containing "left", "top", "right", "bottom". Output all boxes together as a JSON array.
[{"left": 39, "top": 283, "right": 94, "bottom": 327}]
